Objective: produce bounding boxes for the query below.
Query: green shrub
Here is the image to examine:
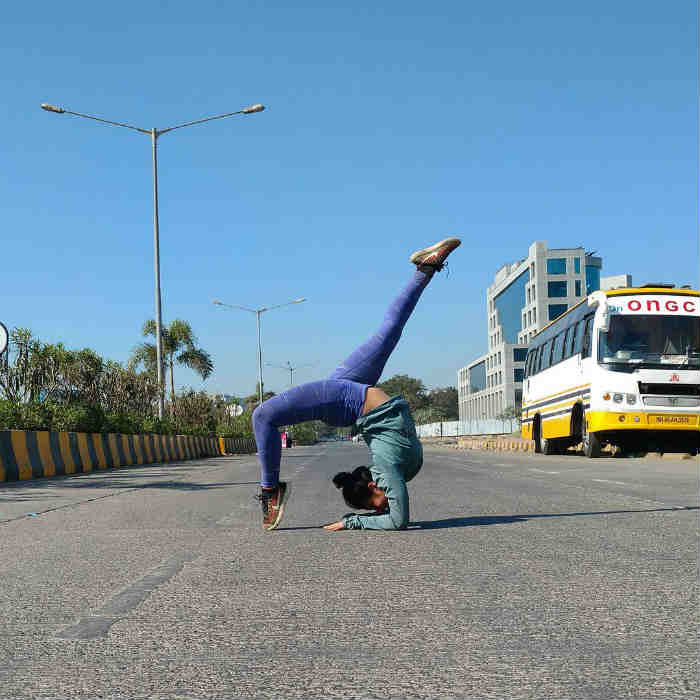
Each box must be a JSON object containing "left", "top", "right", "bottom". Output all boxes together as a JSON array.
[
  {"left": 19, "top": 402, "right": 53, "bottom": 431},
  {"left": 0, "top": 400, "right": 21, "bottom": 429},
  {"left": 51, "top": 403, "right": 104, "bottom": 433}
]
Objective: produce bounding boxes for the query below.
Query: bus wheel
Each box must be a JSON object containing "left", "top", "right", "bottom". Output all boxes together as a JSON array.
[
  {"left": 533, "top": 417, "right": 542, "bottom": 454},
  {"left": 542, "top": 437, "right": 560, "bottom": 455},
  {"left": 581, "top": 414, "right": 601, "bottom": 458}
]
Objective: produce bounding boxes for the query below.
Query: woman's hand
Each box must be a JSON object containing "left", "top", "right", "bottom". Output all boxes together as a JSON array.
[{"left": 323, "top": 520, "right": 345, "bottom": 531}]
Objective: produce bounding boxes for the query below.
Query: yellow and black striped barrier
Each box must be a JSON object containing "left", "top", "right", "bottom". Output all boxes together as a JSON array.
[{"left": 0, "top": 431, "right": 257, "bottom": 483}]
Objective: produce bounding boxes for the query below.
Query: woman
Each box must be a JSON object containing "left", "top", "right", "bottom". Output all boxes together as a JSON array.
[{"left": 252, "top": 237, "right": 461, "bottom": 531}]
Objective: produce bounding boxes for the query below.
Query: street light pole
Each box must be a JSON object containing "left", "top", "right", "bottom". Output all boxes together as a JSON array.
[
  {"left": 151, "top": 128, "right": 164, "bottom": 411},
  {"left": 212, "top": 297, "right": 307, "bottom": 407},
  {"left": 41, "top": 102, "right": 265, "bottom": 418},
  {"left": 256, "top": 309, "right": 264, "bottom": 406}
]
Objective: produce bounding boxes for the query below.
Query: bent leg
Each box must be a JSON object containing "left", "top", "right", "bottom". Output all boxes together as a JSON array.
[
  {"left": 328, "top": 268, "right": 433, "bottom": 386},
  {"left": 253, "top": 379, "right": 367, "bottom": 487}
]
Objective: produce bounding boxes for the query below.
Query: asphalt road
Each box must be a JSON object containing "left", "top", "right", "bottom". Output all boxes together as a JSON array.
[{"left": 0, "top": 443, "right": 697, "bottom": 699}]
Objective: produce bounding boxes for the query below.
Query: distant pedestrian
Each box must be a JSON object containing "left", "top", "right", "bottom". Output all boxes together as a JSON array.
[{"left": 252, "top": 237, "right": 461, "bottom": 531}]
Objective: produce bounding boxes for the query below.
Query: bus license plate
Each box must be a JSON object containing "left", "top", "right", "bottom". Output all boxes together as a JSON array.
[{"left": 649, "top": 415, "right": 698, "bottom": 426}]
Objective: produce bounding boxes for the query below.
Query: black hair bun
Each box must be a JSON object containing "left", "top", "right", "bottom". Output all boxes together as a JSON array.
[
  {"left": 352, "top": 466, "right": 373, "bottom": 483},
  {"left": 332, "top": 472, "right": 352, "bottom": 489}
]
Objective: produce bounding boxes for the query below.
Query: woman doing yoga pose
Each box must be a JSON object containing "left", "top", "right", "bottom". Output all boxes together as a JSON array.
[{"left": 252, "top": 237, "right": 461, "bottom": 531}]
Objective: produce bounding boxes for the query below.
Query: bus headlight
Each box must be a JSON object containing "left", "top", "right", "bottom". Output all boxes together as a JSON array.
[
  {"left": 612, "top": 393, "right": 624, "bottom": 403},
  {"left": 626, "top": 394, "right": 637, "bottom": 405}
]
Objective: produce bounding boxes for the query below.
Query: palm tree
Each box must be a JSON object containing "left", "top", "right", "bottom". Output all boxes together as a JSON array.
[{"left": 129, "top": 319, "right": 214, "bottom": 412}]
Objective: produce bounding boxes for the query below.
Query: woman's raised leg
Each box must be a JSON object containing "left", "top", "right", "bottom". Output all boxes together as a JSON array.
[{"left": 328, "top": 237, "right": 461, "bottom": 386}]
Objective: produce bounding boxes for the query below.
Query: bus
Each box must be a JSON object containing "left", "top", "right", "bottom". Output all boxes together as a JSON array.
[{"left": 521, "top": 285, "right": 699, "bottom": 457}]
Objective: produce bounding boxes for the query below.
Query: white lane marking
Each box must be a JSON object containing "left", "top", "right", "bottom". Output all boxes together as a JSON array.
[
  {"left": 529, "top": 468, "right": 560, "bottom": 474},
  {"left": 592, "top": 478, "right": 629, "bottom": 486}
]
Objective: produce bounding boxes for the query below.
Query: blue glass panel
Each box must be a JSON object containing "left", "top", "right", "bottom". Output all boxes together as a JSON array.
[
  {"left": 585, "top": 265, "right": 600, "bottom": 294},
  {"left": 469, "top": 361, "right": 486, "bottom": 392},
  {"left": 574, "top": 257, "right": 581, "bottom": 274},
  {"left": 514, "top": 368, "right": 524, "bottom": 382},
  {"left": 548, "top": 303, "right": 568, "bottom": 321},
  {"left": 493, "top": 268, "right": 530, "bottom": 344},
  {"left": 513, "top": 348, "right": 527, "bottom": 362},
  {"left": 547, "top": 258, "right": 567, "bottom": 274},
  {"left": 548, "top": 281, "right": 567, "bottom": 298}
]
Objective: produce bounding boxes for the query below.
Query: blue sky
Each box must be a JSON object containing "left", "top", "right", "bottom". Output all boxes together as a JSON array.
[{"left": 2, "top": 1, "right": 697, "bottom": 397}]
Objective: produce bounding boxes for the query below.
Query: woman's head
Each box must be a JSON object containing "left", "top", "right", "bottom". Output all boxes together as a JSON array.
[{"left": 332, "top": 466, "right": 388, "bottom": 512}]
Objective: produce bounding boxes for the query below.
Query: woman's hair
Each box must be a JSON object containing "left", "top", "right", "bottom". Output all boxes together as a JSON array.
[{"left": 332, "top": 466, "right": 374, "bottom": 510}]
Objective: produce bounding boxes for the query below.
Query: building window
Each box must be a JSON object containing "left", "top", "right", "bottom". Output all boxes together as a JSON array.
[
  {"left": 513, "top": 348, "right": 527, "bottom": 362},
  {"left": 532, "top": 286, "right": 536, "bottom": 300},
  {"left": 498, "top": 351, "right": 502, "bottom": 365},
  {"left": 574, "top": 257, "right": 581, "bottom": 274},
  {"left": 548, "top": 281, "right": 567, "bottom": 298},
  {"left": 514, "top": 368, "right": 524, "bottom": 382},
  {"left": 547, "top": 258, "right": 567, "bottom": 274},
  {"left": 548, "top": 303, "right": 568, "bottom": 321},
  {"left": 527, "top": 310, "right": 531, "bottom": 326},
  {"left": 575, "top": 279, "right": 582, "bottom": 296},
  {"left": 522, "top": 313, "right": 526, "bottom": 329},
  {"left": 530, "top": 262, "right": 535, "bottom": 278},
  {"left": 527, "top": 287, "right": 531, "bottom": 304},
  {"left": 532, "top": 308, "right": 536, "bottom": 323},
  {"left": 585, "top": 264, "right": 601, "bottom": 294}
]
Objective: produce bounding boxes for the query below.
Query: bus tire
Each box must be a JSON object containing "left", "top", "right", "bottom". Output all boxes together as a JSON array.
[
  {"left": 541, "top": 437, "right": 559, "bottom": 455},
  {"left": 533, "top": 416, "right": 542, "bottom": 454},
  {"left": 581, "top": 413, "right": 601, "bottom": 458}
]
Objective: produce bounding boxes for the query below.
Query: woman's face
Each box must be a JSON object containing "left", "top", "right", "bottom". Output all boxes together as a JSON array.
[{"left": 367, "top": 484, "right": 389, "bottom": 512}]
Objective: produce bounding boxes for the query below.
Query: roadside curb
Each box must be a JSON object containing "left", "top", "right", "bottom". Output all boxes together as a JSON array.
[
  {"left": 0, "top": 430, "right": 257, "bottom": 483},
  {"left": 420, "top": 436, "right": 696, "bottom": 460}
]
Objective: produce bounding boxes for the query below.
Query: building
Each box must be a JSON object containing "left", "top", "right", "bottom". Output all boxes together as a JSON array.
[{"left": 458, "top": 241, "right": 604, "bottom": 422}]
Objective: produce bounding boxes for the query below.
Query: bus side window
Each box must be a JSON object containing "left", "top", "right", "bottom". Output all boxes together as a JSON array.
[
  {"left": 553, "top": 332, "right": 565, "bottom": 365},
  {"left": 573, "top": 319, "right": 585, "bottom": 355},
  {"left": 581, "top": 317, "right": 593, "bottom": 358},
  {"left": 530, "top": 346, "right": 539, "bottom": 376},
  {"left": 568, "top": 323, "right": 578, "bottom": 357},
  {"left": 540, "top": 340, "right": 552, "bottom": 370},
  {"left": 562, "top": 328, "right": 571, "bottom": 360}
]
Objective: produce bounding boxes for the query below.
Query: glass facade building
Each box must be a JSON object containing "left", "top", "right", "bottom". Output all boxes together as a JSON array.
[
  {"left": 470, "top": 360, "right": 486, "bottom": 392},
  {"left": 494, "top": 269, "right": 530, "bottom": 344}
]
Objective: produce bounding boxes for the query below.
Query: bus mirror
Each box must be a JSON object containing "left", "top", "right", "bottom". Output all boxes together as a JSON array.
[{"left": 600, "top": 311, "right": 610, "bottom": 333}]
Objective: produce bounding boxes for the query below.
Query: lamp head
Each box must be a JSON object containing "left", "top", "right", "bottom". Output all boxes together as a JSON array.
[
  {"left": 41, "top": 103, "right": 65, "bottom": 114},
  {"left": 242, "top": 104, "right": 265, "bottom": 114}
]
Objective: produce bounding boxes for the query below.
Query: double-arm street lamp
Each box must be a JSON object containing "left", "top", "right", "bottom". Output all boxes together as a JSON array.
[
  {"left": 266, "top": 360, "right": 316, "bottom": 388},
  {"left": 212, "top": 298, "right": 307, "bottom": 406},
  {"left": 41, "top": 101, "right": 265, "bottom": 418}
]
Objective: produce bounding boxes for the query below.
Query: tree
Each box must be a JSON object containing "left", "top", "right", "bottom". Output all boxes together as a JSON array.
[
  {"left": 497, "top": 405, "right": 521, "bottom": 433},
  {"left": 413, "top": 406, "right": 448, "bottom": 425},
  {"left": 129, "top": 319, "right": 213, "bottom": 412},
  {"left": 377, "top": 374, "right": 428, "bottom": 412},
  {"left": 427, "top": 386, "right": 458, "bottom": 421}
]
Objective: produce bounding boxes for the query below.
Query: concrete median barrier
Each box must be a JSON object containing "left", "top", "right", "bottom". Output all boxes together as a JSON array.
[{"left": 0, "top": 430, "right": 257, "bottom": 483}]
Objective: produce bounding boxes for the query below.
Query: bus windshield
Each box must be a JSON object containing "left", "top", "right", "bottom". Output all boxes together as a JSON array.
[{"left": 598, "top": 314, "right": 700, "bottom": 369}]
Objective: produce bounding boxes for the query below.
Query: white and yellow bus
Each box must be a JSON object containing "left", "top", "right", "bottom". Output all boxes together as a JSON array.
[{"left": 521, "top": 285, "right": 699, "bottom": 457}]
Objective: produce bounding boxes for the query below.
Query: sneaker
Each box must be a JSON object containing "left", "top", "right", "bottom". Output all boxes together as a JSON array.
[
  {"left": 256, "top": 482, "right": 291, "bottom": 531},
  {"left": 409, "top": 237, "right": 461, "bottom": 270}
]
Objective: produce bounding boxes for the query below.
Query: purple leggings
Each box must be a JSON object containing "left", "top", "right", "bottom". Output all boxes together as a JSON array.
[{"left": 252, "top": 269, "right": 432, "bottom": 487}]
